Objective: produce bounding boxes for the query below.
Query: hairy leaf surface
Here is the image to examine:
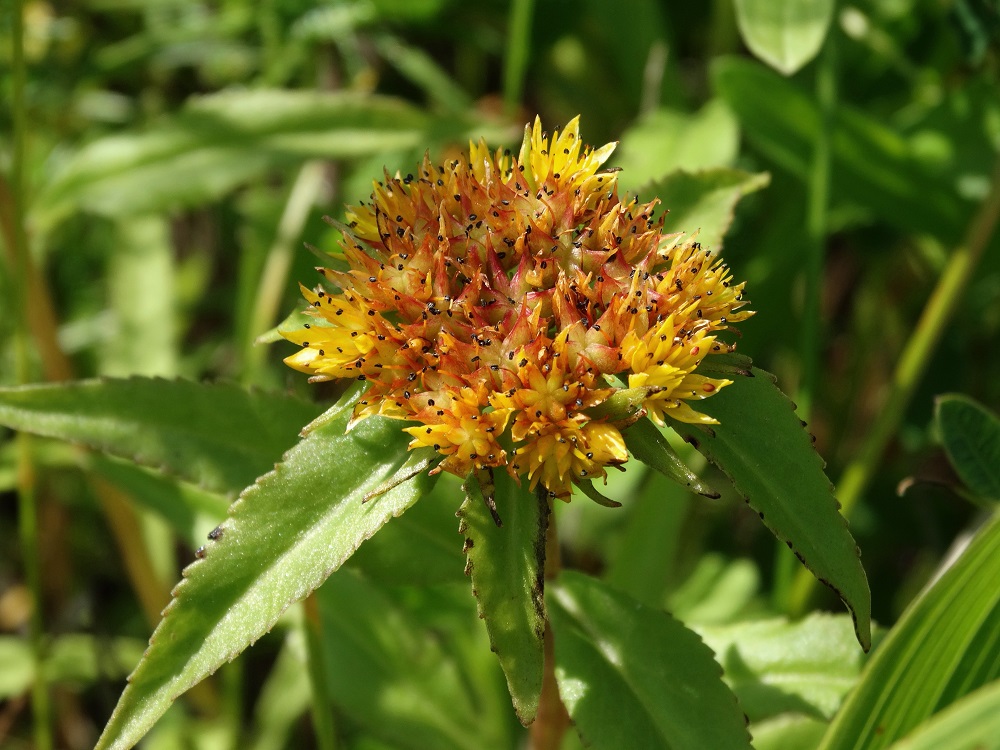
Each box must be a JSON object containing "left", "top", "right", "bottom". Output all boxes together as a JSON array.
[{"left": 95, "top": 405, "right": 429, "bottom": 749}]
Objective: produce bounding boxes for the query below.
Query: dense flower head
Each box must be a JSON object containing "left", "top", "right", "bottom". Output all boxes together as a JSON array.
[{"left": 284, "top": 117, "right": 752, "bottom": 498}]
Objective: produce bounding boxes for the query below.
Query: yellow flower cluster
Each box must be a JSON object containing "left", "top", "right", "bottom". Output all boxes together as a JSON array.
[{"left": 284, "top": 117, "right": 751, "bottom": 498}]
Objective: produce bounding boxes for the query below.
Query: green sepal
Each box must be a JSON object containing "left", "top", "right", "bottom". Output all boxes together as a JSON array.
[
  {"left": 625, "top": 417, "right": 720, "bottom": 498},
  {"left": 586, "top": 386, "right": 655, "bottom": 427},
  {"left": 575, "top": 478, "right": 623, "bottom": 507}
]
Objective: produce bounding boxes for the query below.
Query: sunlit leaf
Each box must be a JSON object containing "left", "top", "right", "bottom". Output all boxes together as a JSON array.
[
  {"left": 459, "top": 470, "right": 547, "bottom": 724},
  {"left": 734, "top": 0, "right": 834, "bottom": 75},
  {"left": 0, "top": 378, "right": 323, "bottom": 495},
  {"left": 647, "top": 169, "right": 771, "bottom": 250},
  {"left": 668, "top": 555, "right": 761, "bottom": 625},
  {"left": 247, "top": 634, "right": 311, "bottom": 750},
  {"left": 548, "top": 571, "right": 753, "bottom": 750},
  {"left": 104, "top": 215, "right": 177, "bottom": 378},
  {"left": 94, "top": 407, "right": 430, "bottom": 750},
  {"left": 667, "top": 366, "right": 871, "bottom": 650},
  {"left": 936, "top": 393, "right": 1000, "bottom": 501},
  {"left": 817, "top": 511, "right": 1000, "bottom": 750},
  {"left": 697, "top": 614, "right": 870, "bottom": 721},
  {"left": 615, "top": 100, "right": 740, "bottom": 193},
  {"left": 751, "top": 714, "right": 828, "bottom": 750}
]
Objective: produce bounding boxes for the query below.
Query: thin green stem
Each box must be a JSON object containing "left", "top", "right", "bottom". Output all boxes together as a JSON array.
[
  {"left": 789, "top": 156, "right": 1000, "bottom": 615},
  {"left": 11, "top": 1, "right": 52, "bottom": 746},
  {"left": 502, "top": 0, "right": 534, "bottom": 118}
]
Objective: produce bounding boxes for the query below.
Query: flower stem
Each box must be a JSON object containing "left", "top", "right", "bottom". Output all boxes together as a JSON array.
[
  {"left": 530, "top": 493, "right": 570, "bottom": 750},
  {"left": 789, "top": 156, "right": 1000, "bottom": 615}
]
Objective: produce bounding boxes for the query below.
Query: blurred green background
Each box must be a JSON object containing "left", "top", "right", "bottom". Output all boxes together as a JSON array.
[{"left": 2, "top": 0, "right": 999, "bottom": 747}]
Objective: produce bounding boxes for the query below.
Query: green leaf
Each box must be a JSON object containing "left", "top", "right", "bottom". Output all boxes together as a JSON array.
[
  {"left": 936, "top": 394, "right": 1000, "bottom": 501},
  {"left": 817, "top": 511, "right": 1000, "bottom": 750},
  {"left": 648, "top": 168, "right": 771, "bottom": 250},
  {"left": 697, "top": 614, "right": 870, "bottom": 722},
  {"left": 712, "top": 57, "right": 969, "bottom": 239},
  {"left": 94, "top": 408, "right": 431, "bottom": 750},
  {"left": 34, "top": 90, "right": 476, "bottom": 225},
  {"left": 615, "top": 100, "right": 740, "bottom": 193},
  {"left": 316, "top": 570, "right": 506, "bottom": 750},
  {"left": 667, "top": 368, "right": 871, "bottom": 651},
  {"left": 0, "top": 378, "right": 323, "bottom": 495},
  {"left": 885, "top": 680, "right": 1000, "bottom": 750},
  {"left": 750, "top": 714, "right": 828, "bottom": 750},
  {"left": 458, "top": 470, "right": 547, "bottom": 724},
  {"left": 625, "top": 416, "right": 719, "bottom": 498},
  {"left": 547, "top": 571, "right": 753, "bottom": 750},
  {"left": 733, "top": 0, "right": 834, "bottom": 75}
]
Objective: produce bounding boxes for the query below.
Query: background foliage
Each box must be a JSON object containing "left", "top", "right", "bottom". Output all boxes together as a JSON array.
[{"left": 2, "top": 0, "right": 999, "bottom": 748}]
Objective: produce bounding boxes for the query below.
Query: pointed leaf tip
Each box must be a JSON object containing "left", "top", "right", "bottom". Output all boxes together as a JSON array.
[
  {"left": 95, "top": 403, "right": 426, "bottom": 749},
  {"left": 668, "top": 367, "right": 872, "bottom": 650}
]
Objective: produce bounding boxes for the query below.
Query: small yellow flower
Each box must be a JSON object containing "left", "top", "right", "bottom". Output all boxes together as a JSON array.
[{"left": 284, "top": 116, "right": 752, "bottom": 499}]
